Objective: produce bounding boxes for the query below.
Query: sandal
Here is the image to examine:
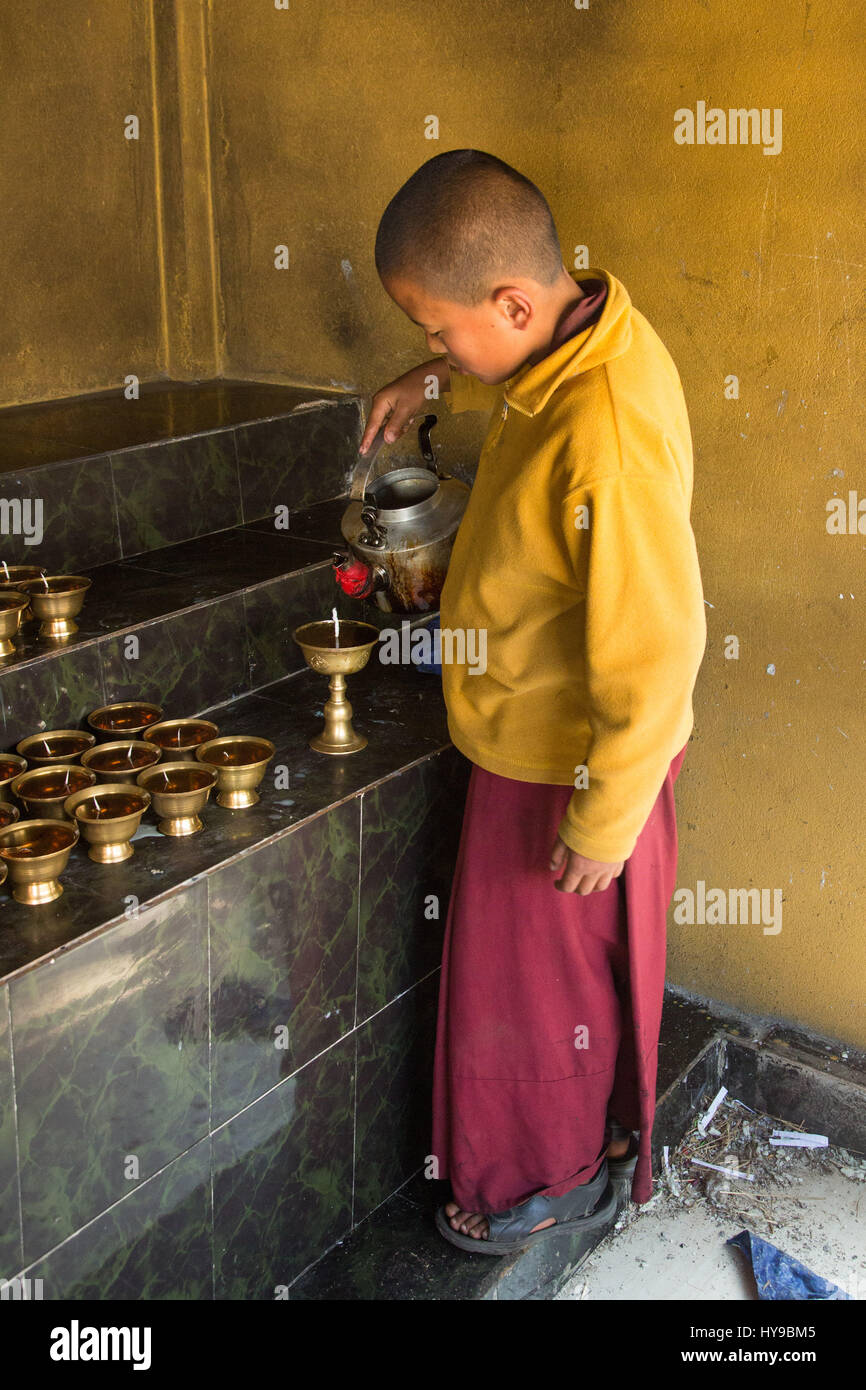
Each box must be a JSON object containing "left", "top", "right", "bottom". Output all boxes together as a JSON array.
[
  {"left": 607, "top": 1124, "right": 639, "bottom": 1182},
  {"left": 435, "top": 1157, "right": 616, "bottom": 1257}
]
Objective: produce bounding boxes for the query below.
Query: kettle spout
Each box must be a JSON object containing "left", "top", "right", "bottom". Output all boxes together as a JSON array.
[{"left": 332, "top": 550, "right": 386, "bottom": 600}]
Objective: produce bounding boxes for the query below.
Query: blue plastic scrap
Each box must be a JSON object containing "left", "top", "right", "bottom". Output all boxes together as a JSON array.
[
  {"left": 727, "top": 1229, "right": 851, "bottom": 1300},
  {"left": 411, "top": 615, "right": 442, "bottom": 674}
]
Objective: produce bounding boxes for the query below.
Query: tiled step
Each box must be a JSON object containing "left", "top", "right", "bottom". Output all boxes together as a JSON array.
[
  {"left": 285, "top": 998, "right": 736, "bottom": 1301},
  {"left": 0, "top": 380, "right": 471, "bottom": 1298},
  {"left": 0, "top": 379, "right": 362, "bottom": 572},
  {"left": 0, "top": 498, "right": 365, "bottom": 744},
  {"left": 0, "top": 654, "right": 452, "bottom": 986}
]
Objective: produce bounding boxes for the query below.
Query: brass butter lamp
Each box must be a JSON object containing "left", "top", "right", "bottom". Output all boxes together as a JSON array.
[
  {"left": 136, "top": 761, "right": 217, "bottom": 837},
  {"left": 0, "top": 819, "right": 79, "bottom": 904},
  {"left": 64, "top": 783, "right": 152, "bottom": 863},
  {"left": 81, "top": 739, "right": 162, "bottom": 783},
  {"left": 0, "top": 591, "right": 29, "bottom": 657},
  {"left": 87, "top": 702, "right": 164, "bottom": 739},
  {"left": 11, "top": 764, "right": 97, "bottom": 820},
  {"left": 19, "top": 575, "right": 91, "bottom": 640},
  {"left": 292, "top": 619, "right": 380, "bottom": 754},
  {"left": 144, "top": 718, "right": 219, "bottom": 761},
  {"left": 195, "top": 736, "right": 275, "bottom": 808}
]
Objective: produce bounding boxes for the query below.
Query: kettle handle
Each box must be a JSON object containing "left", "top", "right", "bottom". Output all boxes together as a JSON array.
[{"left": 418, "top": 414, "right": 439, "bottom": 473}]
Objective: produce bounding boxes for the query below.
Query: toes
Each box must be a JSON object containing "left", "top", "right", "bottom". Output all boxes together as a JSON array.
[
  {"left": 464, "top": 1213, "right": 489, "bottom": 1238},
  {"left": 446, "top": 1207, "right": 489, "bottom": 1237}
]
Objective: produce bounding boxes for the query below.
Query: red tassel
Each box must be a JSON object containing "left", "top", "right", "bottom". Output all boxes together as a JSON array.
[{"left": 333, "top": 555, "right": 374, "bottom": 597}]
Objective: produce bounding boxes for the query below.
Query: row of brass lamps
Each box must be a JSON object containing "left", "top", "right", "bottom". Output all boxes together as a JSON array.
[
  {"left": 0, "top": 565, "right": 92, "bottom": 652},
  {"left": 0, "top": 702, "right": 274, "bottom": 905},
  {"left": 0, "top": 610, "right": 383, "bottom": 905}
]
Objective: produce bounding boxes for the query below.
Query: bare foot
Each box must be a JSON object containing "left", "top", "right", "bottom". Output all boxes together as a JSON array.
[
  {"left": 446, "top": 1139, "right": 630, "bottom": 1240},
  {"left": 444, "top": 1198, "right": 555, "bottom": 1241},
  {"left": 606, "top": 1135, "right": 631, "bottom": 1158}
]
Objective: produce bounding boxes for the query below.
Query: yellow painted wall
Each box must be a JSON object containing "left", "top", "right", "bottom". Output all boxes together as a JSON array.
[
  {"left": 3, "top": 2, "right": 864, "bottom": 1046},
  {"left": 0, "top": 0, "right": 219, "bottom": 405}
]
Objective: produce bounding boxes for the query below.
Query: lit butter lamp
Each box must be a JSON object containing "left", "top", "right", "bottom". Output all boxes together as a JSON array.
[
  {"left": 19, "top": 575, "right": 91, "bottom": 640},
  {"left": 195, "top": 736, "right": 275, "bottom": 809},
  {"left": 0, "top": 819, "right": 79, "bottom": 904},
  {"left": 64, "top": 783, "right": 151, "bottom": 863},
  {"left": 0, "top": 564, "right": 48, "bottom": 623},
  {"left": 11, "top": 764, "right": 96, "bottom": 820},
  {"left": 0, "top": 753, "right": 28, "bottom": 798},
  {"left": 292, "top": 615, "right": 380, "bottom": 754},
  {"left": 144, "top": 718, "right": 220, "bottom": 762},
  {"left": 87, "top": 702, "right": 164, "bottom": 739},
  {"left": 0, "top": 591, "right": 29, "bottom": 657},
  {"left": 17, "top": 729, "right": 96, "bottom": 765},
  {"left": 81, "top": 739, "right": 162, "bottom": 783},
  {"left": 136, "top": 761, "right": 217, "bottom": 837}
]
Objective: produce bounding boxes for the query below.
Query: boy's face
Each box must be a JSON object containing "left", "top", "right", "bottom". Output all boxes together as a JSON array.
[{"left": 381, "top": 273, "right": 540, "bottom": 384}]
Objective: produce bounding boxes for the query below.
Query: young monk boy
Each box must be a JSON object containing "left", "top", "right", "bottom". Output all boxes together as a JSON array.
[{"left": 359, "top": 149, "right": 707, "bottom": 1255}]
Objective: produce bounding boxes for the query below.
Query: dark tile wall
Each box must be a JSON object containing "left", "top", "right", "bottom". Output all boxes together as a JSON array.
[
  {"left": 0, "top": 381, "right": 471, "bottom": 1299},
  {"left": 208, "top": 799, "right": 360, "bottom": 1129},
  {"left": 212, "top": 1032, "right": 356, "bottom": 1297},
  {"left": 235, "top": 400, "right": 361, "bottom": 520},
  {"left": 0, "top": 987, "right": 19, "bottom": 1274},
  {"left": 0, "top": 392, "right": 361, "bottom": 573},
  {"left": 354, "top": 974, "right": 440, "bottom": 1225},
  {"left": 26, "top": 1139, "right": 214, "bottom": 1301},
  {"left": 0, "top": 745, "right": 470, "bottom": 1297},
  {"left": 0, "top": 558, "right": 341, "bottom": 746},
  {"left": 10, "top": 882, "right": 210, "bottom": 1265},
  {"left": 357, "top": 754, "right": 470, "bottom": 1024}
]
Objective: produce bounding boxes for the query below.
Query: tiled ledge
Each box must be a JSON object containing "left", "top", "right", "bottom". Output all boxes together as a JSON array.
[
  {"left": 0, "top": 656, "right": 452, "bottom": 986},
  {"left": 0, "top": 380, "right": 362, "bottom": 571},
  {"left": 0, "top": 499, "right": 357, "bottom": 744}
]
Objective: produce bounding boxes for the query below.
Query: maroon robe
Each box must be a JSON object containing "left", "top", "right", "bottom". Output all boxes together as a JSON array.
[{"left": 431, "top": 742, "right": 688, "bottom": 1213}]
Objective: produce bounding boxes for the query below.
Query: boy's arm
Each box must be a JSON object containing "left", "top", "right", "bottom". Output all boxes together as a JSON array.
[{"left": 558, "top": 474, "right": 707, "bottom": 863}]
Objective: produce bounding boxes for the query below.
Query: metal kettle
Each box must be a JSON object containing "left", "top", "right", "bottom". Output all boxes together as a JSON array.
[{"left": 333, "top": 414, "right": 469, "bottom": 615}]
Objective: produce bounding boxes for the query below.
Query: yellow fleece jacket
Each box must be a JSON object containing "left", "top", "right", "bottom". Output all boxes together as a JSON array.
[{"left": 438, "top": 266, "right": 706, "bottom": 863}]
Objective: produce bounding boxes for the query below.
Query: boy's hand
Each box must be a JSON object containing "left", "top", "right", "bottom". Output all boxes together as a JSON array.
[
  {"left": 549, "top": 835, "right": 624, "bottom": 894},
  {"left": 359, "top": 359, "right": 450, "bottom": 454}
]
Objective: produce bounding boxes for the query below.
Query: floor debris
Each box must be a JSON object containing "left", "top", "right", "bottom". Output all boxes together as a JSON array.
[{"left": 557, "top": 1092, "right": 866, "bottom": 1300}]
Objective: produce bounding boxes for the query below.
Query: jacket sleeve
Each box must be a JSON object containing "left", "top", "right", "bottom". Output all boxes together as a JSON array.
[
  {"left": 443, "top": 367, "right": 503, "bottom": 415},
  {"left": 556, "top": 473, "right": 707, "bottom": 862}
]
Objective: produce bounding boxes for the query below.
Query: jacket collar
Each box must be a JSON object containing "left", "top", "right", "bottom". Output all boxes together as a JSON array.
[{"left": 503, "top": 267, "right": 633, "bottom": 417}]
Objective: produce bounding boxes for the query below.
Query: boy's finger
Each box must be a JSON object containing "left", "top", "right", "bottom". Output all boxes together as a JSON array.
[
  {"left": 359, "top": 400, "right": 394, "bottom": 454},
  {"left": 555, "top": 864, "right": 583, "bottom": 893},
  {"left": 383, "top": 410, "right": 416, "bottom": 443},
  {"left": 549, "top": 837, "right": 567, "bottom": 871}
]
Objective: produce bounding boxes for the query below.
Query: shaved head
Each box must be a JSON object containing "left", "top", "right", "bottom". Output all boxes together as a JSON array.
[{"left": 374, "top": 150, "right": 564, "bottom": 307}]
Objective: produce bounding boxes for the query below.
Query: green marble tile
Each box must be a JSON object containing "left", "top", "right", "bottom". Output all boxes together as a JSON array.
[
  {"left": 111, "top": 431, "right": 242, "bottom": 557},
  {"left": 244, "top": 562, "right": 345, "bottom": 690},
  {"left": 0, "top": 455, "right": 119, "bottom": 571},
  {"left": 236, "top": 401, "right": 361, "bottom": 521},
  {"left": 212, "top": 1033, "right": 354, "bottom": 1297},
  {"left": 357, "top": 748, "right": 471, "bottom": 1023},
  {"left": 0, "top": 986, "right": 21, "bottom": 1273},
  {"left": 10, "top": 882, "right": 209, "bottom": 1265},
  {"left": 98, "top": 592, "right": 248, "bottom": 714},
  {"left": 0, "top": 642, "right": 105, "bottom": 746},
  {"left": 208, "top": 798, "right": 360, "bottom": 1127},
  {"left": 23, "top": 1137, "right": 212, "bottom": 1300},
  {"left": 353, "top": 974, "right": 440, "bottom": 1224}
]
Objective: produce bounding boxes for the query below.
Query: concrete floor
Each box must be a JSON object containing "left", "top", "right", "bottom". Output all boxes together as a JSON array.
[{"left": 557, "top": 1106, "right": 866, "bottom": 1301}]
